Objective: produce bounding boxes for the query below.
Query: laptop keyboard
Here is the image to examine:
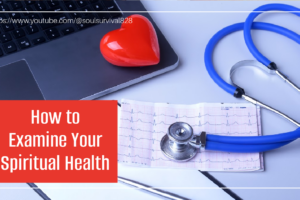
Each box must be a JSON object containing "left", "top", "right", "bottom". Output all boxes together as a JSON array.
[{"left": 0, "top": 0, "right": 122, "bottom": 56}]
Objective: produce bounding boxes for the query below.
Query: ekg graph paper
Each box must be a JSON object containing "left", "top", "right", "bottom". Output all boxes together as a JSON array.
[{"left": 118, "top": 99, "right": 264, "bottom": 171}]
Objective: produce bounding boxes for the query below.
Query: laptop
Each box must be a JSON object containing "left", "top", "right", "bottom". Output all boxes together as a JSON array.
[{"left": 0, "top": 0, "right": 179, "bottom": 100}]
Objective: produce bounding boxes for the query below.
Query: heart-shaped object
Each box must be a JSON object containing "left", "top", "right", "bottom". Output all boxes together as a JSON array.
[{"left": 100, "top": 14, "right": 160, "bottom": 67}]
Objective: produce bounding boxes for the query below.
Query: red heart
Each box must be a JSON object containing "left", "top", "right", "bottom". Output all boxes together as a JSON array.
[{"left": 100, "top": 14, "right": 160, "bottom": 67}]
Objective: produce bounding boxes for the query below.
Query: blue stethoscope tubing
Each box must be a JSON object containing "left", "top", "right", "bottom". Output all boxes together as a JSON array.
[
  {"left": 204, "top": 4, "right": 300, "bottom": 153},
  {"left": 245, "top": 4, "right": 300, "bottom": 67}
]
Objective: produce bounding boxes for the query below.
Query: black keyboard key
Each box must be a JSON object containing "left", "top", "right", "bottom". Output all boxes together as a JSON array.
[
  {"left": 70, "top": 12, "right": 81, "bottom": 18},
  {"left": 58, "top": 14, "right": 68, "bottom": 21},
  {"left": 77, "top": 0, "right": 88, "bottom": 8},
  {"left": 0, "top": 13, "right": 7, "bottom": 20},
  {"left": 2, "top": 24, "right": 14, "bottom": 32},
  {"left": 50, "top": 5, "right": 63, "bottom": 12},
  {"left": 102, "top": 1, "right": 119, "bottom": 9},
  {"left": 16, "top": 20, "right": 28, "bottom": 28},
  {"left": 22, "top": 6, "right": 33, "bottom": 16},
  {"left": 9, "top": 13, "right": 21, "bottom": 19},
  {"left": 76, "top": 15, "right": 95, "bottom": 30},
  {"left": 109, "top": 11, "right": 121, "bottom": 18},
  {"left": 42, "top": 6, "right": 63, "bottom": 18},
  {"left": 34, "top": 2, "right": 47, "bottom": 11},
  {"left": 3, "top": 41, "right": 17, "bottom": 53},
  {"left": 45, "top": 28, "right": 60, "bottom": 40},
  {"left": 12, "top": 29, "right": 25, "bottom": 38},
  {"left": 25, "top": 1, "right": 36, "bottom": 5},
  {"left": 64, "top": 1, "right": 77, "bottom": 11},
  {"left": 97, "top": 13, "right": 110, "bottom": 20},
  {"left": 46, "top": 27, "right": 58, "bottom": 34},
  {"left": 0, "top": 33, "right": 12, "bottom": 43},
  {"left": 62, "top": 27, "right": 74, "bottom": 35},
  {"left": 92, "top": 3, "right": 104, "bottom": 11},
  {"left": 0, "top": 4, "right": 10, "bottom": 11},
  {"left": 81, "top": 6, "right": 92, "bottom": 16},
  {"left": 32, "top": 36, "right": 45, "bottom": 45},
  {"left": 46, "top": 32, "right": 60, "bottom": 40},
  {"left": 82, "top": 6, "right": 92, "bottom": 12},
  {"left": 9, "top": 1, "right": 23, "bottom": 9},
  {"left": 26, "top": 24, "right": 38, "bottom": 34},
  {"left": 83, "top": 14, "right": 96, "bottom": 20},
  {"left": 17, "top": 37, "right": 31, "bottom": 49},
  {"left": 77, "top": 23, "right": 89, "bottom": 30},
  {"left": 28, "top": 13, "right": 40, "bottom": 20},
  {"left": 46, "top": 0, "right": 59, "bottom": 8},
  {"left": 40, "top": 23, "right": 54, "bottom": 30},
  {"left": 102, "top": 1, "right": 121, "bottom": 18},
  {"left": 42, "top": 13, "right": 59, "bottom": 19}
]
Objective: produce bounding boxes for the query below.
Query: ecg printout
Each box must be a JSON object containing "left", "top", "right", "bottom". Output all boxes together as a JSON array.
[{"left": 118, "top": 99, "right": 264, "bottom": 171}]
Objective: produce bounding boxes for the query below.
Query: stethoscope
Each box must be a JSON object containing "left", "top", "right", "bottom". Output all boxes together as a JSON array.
[{"left": 160, "top": 3, "right": 300, "bottom": 162}]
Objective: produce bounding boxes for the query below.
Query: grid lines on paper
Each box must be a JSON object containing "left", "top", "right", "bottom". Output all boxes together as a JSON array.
[{"left": 118, "top": 99, "right": 263, "bottom": 171}]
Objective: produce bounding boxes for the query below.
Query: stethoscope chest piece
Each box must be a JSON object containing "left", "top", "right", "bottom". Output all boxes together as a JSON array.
[{"left": 160, "top": 122, "right": 199, "bottom": 162}]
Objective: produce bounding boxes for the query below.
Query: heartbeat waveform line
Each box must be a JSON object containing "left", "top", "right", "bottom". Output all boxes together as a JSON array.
[
  {"left": 119, "top": 131, "right": 259, "bottom": 144},
  {"left": 120, "top": 118, "right": 257, "bottom": 126},
  {"left": 119, "top": 127, "right": 166, "bottom": 134},
  {"left": 118, "top": 153, "right": 260, "bottom": 164},
  {"left": 121, "top": 109, "right": 257, "bottom": 118},
  {"left": 118, "top": 144, "right": 160, "bottom": 152},
  {"left": 119, "top": 134, "right": 160, "bottom": 142},
  {"left": 119, "top": 127, "right": 258, "bottom": 135},
  {"left": 119, "top": 100, "right": 263, "bottom": 170}
]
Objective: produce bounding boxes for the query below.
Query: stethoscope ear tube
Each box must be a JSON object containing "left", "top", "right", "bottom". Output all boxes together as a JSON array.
[
  {"left": 203, "top": 4, "right": 300, "bottom": 153},
  {"left": 244, "top": 3, "right": 300, "bottom": 92},
  {"left": 204, "top": 21, "right": 300, "bottom": 97},
  {"left": 244, "top": 3, "right": 300, "bottom": 66},
  {"left": 158, "top": 4, "right": 300, "bottom": 160}
]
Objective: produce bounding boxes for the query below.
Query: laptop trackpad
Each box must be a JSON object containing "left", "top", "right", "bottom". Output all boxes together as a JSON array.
[{"left": 0, "top": 60, "right": 44, "bottom": 100}]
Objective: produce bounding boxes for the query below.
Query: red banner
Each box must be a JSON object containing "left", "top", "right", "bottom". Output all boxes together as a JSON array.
[{"left": 0, "top": 100, "right": 118, "bottom": 183}]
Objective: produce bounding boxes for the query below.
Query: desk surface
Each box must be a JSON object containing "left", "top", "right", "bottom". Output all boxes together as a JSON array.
[{"left": 100, "top": 1, "right": 300, "bottom": 199}]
